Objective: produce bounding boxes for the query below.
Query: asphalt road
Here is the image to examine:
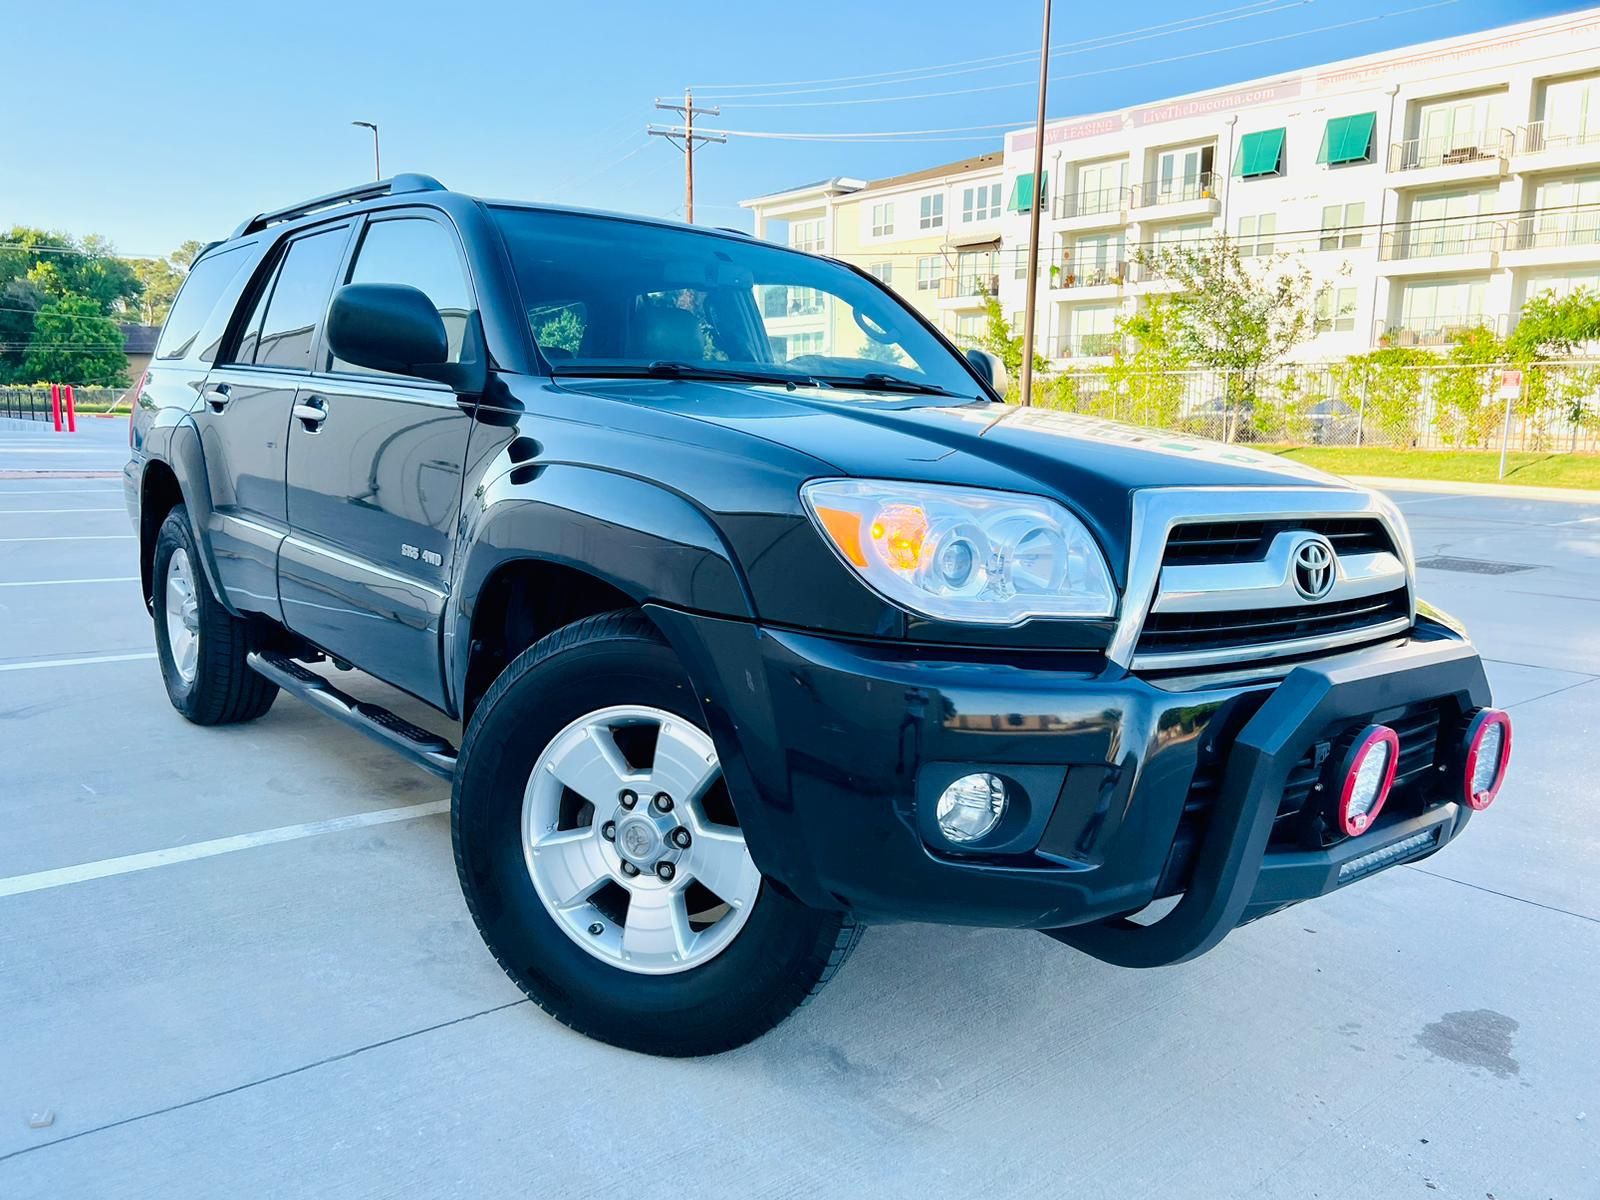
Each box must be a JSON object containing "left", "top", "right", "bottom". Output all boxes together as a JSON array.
[{"left": 1, "top": 418, "right": 1595, "bottom": 1199}]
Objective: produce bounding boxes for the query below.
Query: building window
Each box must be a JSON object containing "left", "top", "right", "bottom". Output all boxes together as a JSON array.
[
  {"left": 962, "top": 183, "right": 1002, "bottom": 222},
  {"left": 954, "top": 313, "right": 985, "bottom": 344},
  {"left": 1233, "top": 128, "right": 1286, "bottom": 179},
  {"left": 1319, "top": 202, "right": 1366, "bottom": 251},
  {"left": 919, "top": 194, "right": 944, "bottom": 230},
  {"left": 789, "top": 219, "right": 824, "bottom": 253},
  {"left": 1404, "top": 91, "right": 1504, "bottom": 167},
  {"left": 871, "top": 202, "right": 894, "bottom": 237},
  {"left": 1316, "top": 286, "right": 1358, "bottom": 332},
  {"left": 1318, "top": 113, "right": 1377, "bottom": 166},
  {"left": 1150, "top": 146, "right": 1215, "bottom": 203},
  {"left": 1534, "top": 74, "right": 1600, "bottom": 151},
  {"left": 869, "top": 262, "right": 894, "bottom": 285},
  {"left": 916, "top": 256, "right": 943, "bottom": 290},
  {"left": 1237, "top": 214, "right": 1276, "bottom": 256}
]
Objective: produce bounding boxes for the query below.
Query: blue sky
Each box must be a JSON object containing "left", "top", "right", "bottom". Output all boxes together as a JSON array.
[{"left": 2, "top": 0, "right": 1581, "bottom": 257}]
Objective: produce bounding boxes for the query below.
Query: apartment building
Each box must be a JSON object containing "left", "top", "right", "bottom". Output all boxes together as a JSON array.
[
  {"left": 998, "top": 5, "right": 1600, "bottom": 364},
  {"left": 740, "top": 154, "right": 1007, "bottom": 355},
  {"left": 744, "top": 7, "right": 1600, "bottom": 366}
]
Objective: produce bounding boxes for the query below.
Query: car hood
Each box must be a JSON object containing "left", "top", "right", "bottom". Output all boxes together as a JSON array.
[{"left": 555, "top": 378, "right": 1353, "bottom": 550}]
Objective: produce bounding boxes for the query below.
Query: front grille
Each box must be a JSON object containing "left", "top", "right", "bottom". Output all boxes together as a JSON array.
[
  {"left": 1136, "top": 589, "right": 1410, "bottom": 656},
  {"left": 1162, "top": 517, "right": 1396, "bottom": 566}
]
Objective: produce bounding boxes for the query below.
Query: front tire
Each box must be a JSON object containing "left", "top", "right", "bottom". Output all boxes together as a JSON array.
[
  {"left": 453, "top": 609, "right": 861, "bottom": 1056},
  {"left": 151, "top": 506, "right": 277, "bottom": 725}
]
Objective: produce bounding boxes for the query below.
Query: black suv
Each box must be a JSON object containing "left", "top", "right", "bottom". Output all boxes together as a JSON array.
[{"left": 128, "top": 175, "right": 1512, "bottom": 1056}]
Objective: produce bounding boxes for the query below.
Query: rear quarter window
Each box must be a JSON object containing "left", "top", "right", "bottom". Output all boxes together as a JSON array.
[{"left": 154, "top": 245, "right": 252, "bottom": 362}]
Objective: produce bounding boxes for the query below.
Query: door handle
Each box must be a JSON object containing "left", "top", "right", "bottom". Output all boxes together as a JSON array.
[
  {"left": 293, "top": 397, "right": 328, "bottom": 430},
  {"left": 203, "top": 385, "right": 231, "bottom": 413}
]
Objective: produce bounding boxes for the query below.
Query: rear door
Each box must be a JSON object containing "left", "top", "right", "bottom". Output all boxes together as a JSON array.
[
  {"left": 278, "top": 211, "right": 479, "bottom": 705},
  {"left": 194, "top": 222, "right": 354, "bottom": 620}
]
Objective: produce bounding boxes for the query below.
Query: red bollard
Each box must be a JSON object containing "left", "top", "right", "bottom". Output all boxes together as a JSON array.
[
  {"left": 50, "top": 384, "right": 63, "bottom": 432},
  {"left": 64, "top": 385, "right": 77, "bottom": 433}
]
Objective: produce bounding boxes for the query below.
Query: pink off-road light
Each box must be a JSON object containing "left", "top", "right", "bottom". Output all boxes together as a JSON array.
[
  {"left": 1461, "top": 708, "right": 1512, "bottom": 811},
  {"left": 1336, "top": 724, "right": 1400, "bottom": 837}
]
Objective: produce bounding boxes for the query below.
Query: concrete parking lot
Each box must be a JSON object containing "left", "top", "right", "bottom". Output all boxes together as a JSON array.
[{"left": 1, "top": 418, "right": 1595, "bottom": 1199}]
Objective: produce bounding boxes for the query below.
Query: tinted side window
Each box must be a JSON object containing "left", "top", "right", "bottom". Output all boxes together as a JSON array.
[
  {"left": 155, "top": 246, "right": 250, "bottom": 361},
  {"left": 331, "top": 218, "right": 476, "bottom": 374},
  {"left": 254, "top": 228, "right": 349, "bottom": 370}
]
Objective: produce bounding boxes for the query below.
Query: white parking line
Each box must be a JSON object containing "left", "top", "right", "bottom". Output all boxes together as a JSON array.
[
  {"left": 0, "top": 508, "right": 124, "bottom": 514},
  {"left": 0, "top": 535, "right": 134, "bottom": 542},
  {"left": 0, "top": 801, "right": 451, "bottom": 899},
  {"left": 0, "top": 576, "right": 138, "bottom": 587},
  {"left": 0, "top": 488, "right": 122, "bottom": 495},
  {"left": 0, "top": 651, "right": 155, "bottom": 673}
]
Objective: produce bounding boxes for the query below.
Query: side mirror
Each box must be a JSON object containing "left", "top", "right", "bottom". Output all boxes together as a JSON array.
[
  {"left": 325, "top": 283, "right": 485, "bottom": 394},
  {"left": 964, "top": 347, "right": 1009, "bottom": 396}
]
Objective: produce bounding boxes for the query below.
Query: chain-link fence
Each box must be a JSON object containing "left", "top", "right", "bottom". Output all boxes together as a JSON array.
[
  {"left": 0, "top": 386, "right": 129, "bottom": 421},
  {"left": 1039, "top": 360, "right": 1600, "bottom": 454}
]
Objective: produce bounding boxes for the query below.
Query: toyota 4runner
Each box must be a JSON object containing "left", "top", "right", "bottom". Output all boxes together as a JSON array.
[{"left": 128, "top": 174, "right": 1512, "bottom": 1056}]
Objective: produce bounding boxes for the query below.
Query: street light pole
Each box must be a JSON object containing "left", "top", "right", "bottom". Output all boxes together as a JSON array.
[
  {"left": 351, "top": 121, "right": 381, "bottom": 181},
  {"left": 1017, "top": 0, "right": 1053, "bottom": 407}
]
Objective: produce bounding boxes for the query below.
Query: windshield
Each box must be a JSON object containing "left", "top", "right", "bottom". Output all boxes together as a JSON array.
[{"left": 492, "top": 206, "right": 984, "bottom": 398}]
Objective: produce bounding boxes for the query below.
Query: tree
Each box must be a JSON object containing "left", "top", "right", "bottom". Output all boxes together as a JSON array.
[
  {"left": 1089, "top": 296, "right": 1190, "bottom": 427},
  {"left": 1330, "top": 346, "right": 1433, "bottom": 447},
  {"left": 21, "top": 294, "right": 128, "bottom": 387},
  {"left": 1136, "top": 235, "right": 1317, "bottom": 423},
  {"left": 130, "top": 241, "right": 211, "bottom": 325},
  {"left": 1504, "top": 287, "right": 1600, "bottom": 448},
  {"left": 1431, "top": 325, "right": 1506, "bottom": 447},
  {"left": 976, "top": 295, "right": 1047, "bottom": 402}
]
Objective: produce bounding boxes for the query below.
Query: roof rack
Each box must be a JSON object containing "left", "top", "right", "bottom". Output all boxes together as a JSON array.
[{"left": 229, "top": 173, "right": 447, "bottom": 239}]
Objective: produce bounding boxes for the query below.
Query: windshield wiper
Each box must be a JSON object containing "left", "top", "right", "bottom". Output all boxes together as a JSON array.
[
  {"left": 557, "top": 360, "right": 816, "bottom": 388},
  {"left": 814, "top": 372, "right": 964, "bottom": 397}
]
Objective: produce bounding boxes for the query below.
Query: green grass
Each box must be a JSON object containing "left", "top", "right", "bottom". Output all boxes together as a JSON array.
[{"left": 1261, "top": 445, "right": 1600, "bottom": 490}]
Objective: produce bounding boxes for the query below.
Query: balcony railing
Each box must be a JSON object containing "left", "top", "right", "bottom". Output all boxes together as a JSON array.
[
  {"left": 1500, "top": 209, "right": 1600, "bottom": 252},
  {"left": 1046, "top": 332, "right": 1122, "bottom": 358},
  {"left": 1379, "top": 218, "right": 1501, "bottom": 261},
  {"left": 1375, "top": 314, "right": 1505, "bottom": 348},
  {"left": 1053, "top": 186, "right": 1131, "bottom": 220},
  {"left": 1388, "top": 130, "right": 1511, "bottom": 172},
  {"left": 1517, "top": 120, "right": 1600, "bottom": 156},
  {"left": 940, "top": 273, "right": 999, "bottom": 300},
  {"left": 1132, "top": 172, "right": 1219, "bottom": 209},
  {"left": 1049, "top": 261, "right": 1129, "bottom": 289}
]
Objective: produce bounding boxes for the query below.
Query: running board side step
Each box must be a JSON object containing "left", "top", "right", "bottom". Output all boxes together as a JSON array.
[{"left": 246, "top": 651, "right": 458, "bottom": 780}]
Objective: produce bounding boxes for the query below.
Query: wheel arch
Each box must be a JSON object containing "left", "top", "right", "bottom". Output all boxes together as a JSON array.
[
  {"left": 447, "top": 465, "right": 756, "bottom": 722},
  {"left": 136, "top": 417, "right": 235, "bottom": 618}
]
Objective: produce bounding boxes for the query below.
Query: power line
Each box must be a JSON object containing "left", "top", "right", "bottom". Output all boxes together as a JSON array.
[
  {"left": 689, "top": 0, "right": 1295, "bottom": 93},
  {"left": 698, "top": 0, "right": 1458, "bottom": 114},
  {"left": 649, "top": 90, "right": 727, "bottom": 224},
  {"left": 709, "top": 0, "right": 1311, "bottom": 106}
]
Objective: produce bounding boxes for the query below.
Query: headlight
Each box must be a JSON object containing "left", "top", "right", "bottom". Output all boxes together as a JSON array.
[{"left": 801, "top": 478, "right": 1115, "bottom": 624}]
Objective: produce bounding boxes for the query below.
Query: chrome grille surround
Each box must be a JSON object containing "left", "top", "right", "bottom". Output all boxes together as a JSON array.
[{"left": 1109, "top": 487, "right": 1417, "bottom": 672}]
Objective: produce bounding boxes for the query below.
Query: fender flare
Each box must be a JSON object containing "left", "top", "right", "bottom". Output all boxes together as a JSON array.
[
  {"left": 445, "top": 462, "right": 756, "bottom": 713},
  {"left": 138, "top": 413, "right": 240, "bottom": 618}
]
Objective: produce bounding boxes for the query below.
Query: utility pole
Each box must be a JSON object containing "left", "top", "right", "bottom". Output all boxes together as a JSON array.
[
  {"left": 1017, "top": 0, "right": 1053, "bottom": 407},
  {"left": 648, "top": 90, "right": 725, "bottom": 223},
  {"left": 351, "top": 121, "right": 381, "bottom": 181}
]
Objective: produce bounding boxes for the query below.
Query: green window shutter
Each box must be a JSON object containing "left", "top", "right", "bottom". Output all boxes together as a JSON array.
[
  {"left": 1008, "top": 171, "right": 1049, "bottom": 212},
  {"left": 1234, "top": 128, "right": 1286, "bottom": 178},
  {"left": 1331, "top": 112, "right": 1376, "bottom": 164},
  {"left": 1317, "top": 124, "right": 1334, "bottom": 165}
]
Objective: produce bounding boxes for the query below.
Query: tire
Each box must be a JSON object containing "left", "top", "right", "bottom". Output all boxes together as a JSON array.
[
  {"left": 151, "top": 506, "right": 277, "bottom": 726},
  {"left": 453, "top": 609, "right": 862, "bottom": 1057}
]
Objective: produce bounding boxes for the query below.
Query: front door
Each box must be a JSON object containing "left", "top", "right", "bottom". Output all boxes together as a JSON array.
[
  {"left": 279, "top": 212, "right": 479, "bottom": 706},
  {"left": 193, "top": 222, "right": 355, "bottom": 621}
]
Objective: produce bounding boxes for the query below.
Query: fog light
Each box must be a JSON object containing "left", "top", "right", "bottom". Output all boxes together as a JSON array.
[
  {"left": 1461, "top": 708, "right": 1512, "bottom": 811},
  {"left": 1336, "top": 725, "right": 1400, "bottom": 837},
  {"left": 935, "top": 773, "right": 1008, "bottom": 843}
]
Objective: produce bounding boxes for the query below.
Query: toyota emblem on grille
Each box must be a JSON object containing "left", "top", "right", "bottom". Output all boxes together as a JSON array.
[{"left": 1291, "top": 535, "right": 1337, "bottom": 601}]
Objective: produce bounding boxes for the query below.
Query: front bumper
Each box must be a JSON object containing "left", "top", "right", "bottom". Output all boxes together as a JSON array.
[{"left": 646, "top": 606, "right": 1491, "bottom": 967}]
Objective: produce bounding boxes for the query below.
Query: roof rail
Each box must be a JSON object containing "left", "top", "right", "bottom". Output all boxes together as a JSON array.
[{"left": 229, "top": 173, "right": 447, "bottom": 239}]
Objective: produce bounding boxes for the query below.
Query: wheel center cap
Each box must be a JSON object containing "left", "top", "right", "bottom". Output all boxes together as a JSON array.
[{"left": 617, "top": 817, "right": 660, "bottom": 864}]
